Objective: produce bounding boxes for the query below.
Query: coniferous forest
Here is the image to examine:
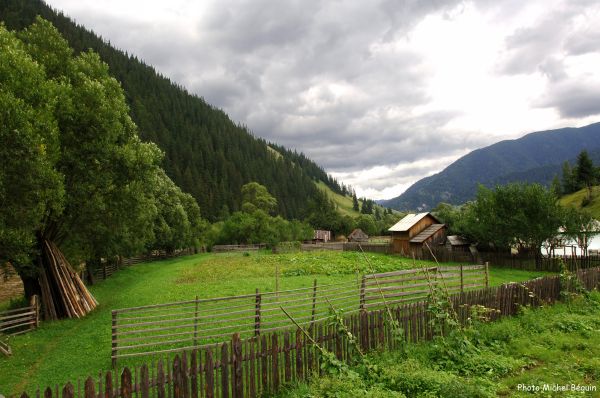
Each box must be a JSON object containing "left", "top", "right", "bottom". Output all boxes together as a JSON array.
[{"left": 0, "top": 0, "right": 344, "bottom": 222}]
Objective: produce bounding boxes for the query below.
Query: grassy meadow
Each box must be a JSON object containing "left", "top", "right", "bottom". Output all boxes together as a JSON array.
[
  {"left": 560, "top": 185, "right": 600, "bottom": 218},
  {"left": 0, "top": 250, "right": 550, "bottom": 395}
]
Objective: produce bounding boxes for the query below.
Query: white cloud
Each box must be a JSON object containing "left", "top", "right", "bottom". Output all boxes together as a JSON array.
[{"left": 46, "top": 0, "right": 600, "bottom": 200}]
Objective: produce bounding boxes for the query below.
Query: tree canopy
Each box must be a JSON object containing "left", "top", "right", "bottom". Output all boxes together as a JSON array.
[{"left": 0, "top": 19, "right": 204, "bottom": 315}]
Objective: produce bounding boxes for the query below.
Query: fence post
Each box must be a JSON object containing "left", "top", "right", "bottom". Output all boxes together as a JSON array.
[
  {"left": 30, "top": 295, "right": 40, "bottom": 329},
  {"left": 84, "top": 377, "right": 95, "bottom": 398},
  {"left": 485, "top": 262, "right": 489, "bottom": 288},
  {"left": 111, "top": 311, "right": 118, "bottom": 368},
  {"left": 121, "top": 368, "right": 132, "bottom": 398},
  {"left": 232, "top": 333, "right": 243, "bottom": 398},
  {"left": 62, "top": 383, "right": 74, "bottom": 398},
  {"left": 255, "top": 289, "right": 261, "bottom": 336},
  {"left": 310, "top": 279, "right": 317, "bottom": 333},
  {"left": 103, "top": 263, "right": 107, "bottom": 280},
  {"left": 359, "top": 276, "right": 366, "bottom": 312},
  {"left": 460, "top": 264, "right": 464, "bottom": 293},
  {"left": 275, "top": 265, "right": 279, "bottom": 300},
  {"left": 193, "top": 296, "right": 199, "bottom": 347}
]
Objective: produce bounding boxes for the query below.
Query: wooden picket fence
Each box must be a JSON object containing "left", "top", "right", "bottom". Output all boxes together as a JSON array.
[
  {"left": 212, "top": 245, "right": 266, "bottom": 254},
  {"left": 413, "top": 247, "right": 600, "bottom": 272},
  {"left": 343, "top": 242, "right": 391, "bottom": 254},
  {"left": 90, "top": 248, "right": 196, "bottom": 282},
  {"left": 110, "top": 265, "right": 488, "bottom": 366},
  {"left": 19, "top": 267, "right": 600, "bottom": 398}
]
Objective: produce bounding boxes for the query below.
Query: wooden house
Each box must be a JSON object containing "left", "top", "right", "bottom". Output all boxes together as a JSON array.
[
  {"left": 313, "top": 230, "right": 331, "bottom": 243},
  {"left": 388, "top": 213, "right": 446, "bottom": 254},
  {"left": 348, "top": 228, "right": 369, "bottom": 243}
]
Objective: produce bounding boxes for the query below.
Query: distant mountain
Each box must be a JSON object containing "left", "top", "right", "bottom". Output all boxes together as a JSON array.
[
  {"left": 0, "top": 0, "right": 346, "bottom": 221},
  {"left": 381, "top": 123, "right": 600, "bottom": 211}
]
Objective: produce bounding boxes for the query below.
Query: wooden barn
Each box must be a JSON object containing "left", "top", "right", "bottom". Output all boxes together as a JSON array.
[
  {"left": 348, "top": 228, "right": 369, "bottom": 243},
  {"left": 388, "top": 213, "right": 446, "bottom": 254}
]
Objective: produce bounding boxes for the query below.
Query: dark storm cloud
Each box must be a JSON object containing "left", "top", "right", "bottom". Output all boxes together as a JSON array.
[
  {"left": 45, "top": 0, "right": 600, "bottom": 198},
  {"left": 537, "top": 82, "right": 600, "bottom": 118}
]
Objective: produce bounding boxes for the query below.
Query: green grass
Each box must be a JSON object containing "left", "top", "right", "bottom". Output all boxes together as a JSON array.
[
  {"left": 560, "top": 185, "right": 600, "bottom": 218},
  {"left": 315, "top": 181, "right": 402, "bottom": 218},
  {"left": 0, "top": 251, "right": 549, "bottom": 396},
  {"left": 279, "top": 292, "right": 600, "bottom": 397}
]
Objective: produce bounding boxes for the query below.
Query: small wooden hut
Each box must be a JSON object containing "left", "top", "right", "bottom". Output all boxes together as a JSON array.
[
  {"left": 445, "top": 235, "right": 471, "bottom": 252},
  {"left": 388, "top": 212, "right": 446, "bottom": 254},
  {"left": 313, "top": 230, "right": 331, "bottom": 243}
]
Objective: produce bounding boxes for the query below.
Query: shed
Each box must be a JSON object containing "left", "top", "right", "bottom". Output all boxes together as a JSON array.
[
  {"left": 348, "top": 228, "right": 369, "bottom": 243},
  {"left": 445, "top": 235, "right": 471, "bottom": 252},
  {"left": 313, "top": 230, "right": 331, "bottom": 243},
  {"left": 388, "top": 212, "right": 445, "bottom": 254}
]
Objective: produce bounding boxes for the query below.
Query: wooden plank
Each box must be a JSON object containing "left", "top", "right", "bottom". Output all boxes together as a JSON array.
[
  {"left": 260, "top": 335, "right": 268, "bottom": 394},
  {"left": 295, "top": 329, "right": 303, "bottom": 380},
  {"left": 173, "top": 355, "right": 183, "bottom": 398},
  {"left": 283, "top": 332, "right": 291, "bottom": 383},
  {"left": 157, "top": 360, "right": 165, "bottom": 398},
  {"left": 249, "top": 337, "right": 257, "bottom": 398},
  {"left": 221, "top": 343, "right": 229, "bottom": 398},
  {"left": 271, "top": 334, "right": 279, "bottom": 391},
  {"left": 104, "top": 371, "right": 113, "bottom": 398},
  {"left": 205, "top": 350, "right": 214, "bottom": 398},
  {"left": 120, "top": 368, "right": 131, "bottom": 398},
  {"left": 62, "top": 383, "right": 74, "bottom": 398},
  {"left": 190, "top": 351, "right": 198, "bottom": 398},
  {"left": 232, "top": 334, "right": 243, "bottom": 398}
]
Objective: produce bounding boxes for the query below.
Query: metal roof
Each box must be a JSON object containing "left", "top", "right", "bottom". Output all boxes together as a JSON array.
[
  {"left": 388, "top": 212, "right": 434, "bottom": 232},
  {"left": 409, "top": 224, "right": 446, "bottom": 243}
]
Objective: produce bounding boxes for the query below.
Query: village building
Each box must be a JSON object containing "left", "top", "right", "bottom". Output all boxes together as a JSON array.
[
  {"left": 388, "top": 212, "right": 447, "bottom": 254},
  {"left": 445, "top": 235, "right": 471, "bottom": 252},
  {"left": 348, "top": 228, "right": 369, "bottom": 243},
  {"left": 313, "top": 229, "right": 331, "bottom": 243}
]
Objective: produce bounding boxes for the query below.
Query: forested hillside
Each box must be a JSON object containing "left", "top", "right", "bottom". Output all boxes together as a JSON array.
[
  {"left": 382, "top": 122, "right": 600, "bottom": 211},
  {"left": 0, "top": 0, "right": 344, "bottom": 221}
]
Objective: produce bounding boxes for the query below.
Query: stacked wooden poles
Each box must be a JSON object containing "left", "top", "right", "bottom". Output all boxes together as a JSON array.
[{"left": 39, "top": 239, "right": 98, "bottom": 320}]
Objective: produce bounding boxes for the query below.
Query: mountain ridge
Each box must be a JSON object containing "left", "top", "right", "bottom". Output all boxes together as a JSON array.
[{"left": 381, "top": 122, "right": 600, "bottom": 211}]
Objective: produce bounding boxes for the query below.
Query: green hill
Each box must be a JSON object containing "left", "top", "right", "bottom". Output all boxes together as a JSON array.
[
  {"left": 559, "top": 186, "right": 600, "bottom": 219},
  {"left": 316, "top": 181, "right": 402, "bottom": 219}
]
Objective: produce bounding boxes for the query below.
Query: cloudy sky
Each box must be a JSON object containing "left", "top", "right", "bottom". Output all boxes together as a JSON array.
[{"left": 46, "top": 0, "right": 600, "bottom": 200}]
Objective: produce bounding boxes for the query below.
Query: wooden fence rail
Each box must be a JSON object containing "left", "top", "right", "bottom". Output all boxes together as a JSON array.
[
  {"left": 212, "top": 245, "right": 266, "bottom": 253},
  {"left": 90, "top": 248, "right": 196, "bottom": 283},
  {"left": 0, "top": 295, "right": 39, "bottom": 337},
  {"left": 20, "top": 267, "right": 600, "bottom": 398},
  {"left": 412, "top": 247, "right": 600, "bottom": 271},
  {"left": 111, "top": 265, "right": 487, "bottom": 365}
]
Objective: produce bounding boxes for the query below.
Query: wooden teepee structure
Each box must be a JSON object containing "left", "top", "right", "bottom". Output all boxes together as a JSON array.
[{"left": 38, "top": 239, "right": 97, "bottom": 320}]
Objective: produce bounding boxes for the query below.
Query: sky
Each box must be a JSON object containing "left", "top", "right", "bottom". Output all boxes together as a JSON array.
[{"left": 46, "top": 0, "right": 600, "bottom": 200}]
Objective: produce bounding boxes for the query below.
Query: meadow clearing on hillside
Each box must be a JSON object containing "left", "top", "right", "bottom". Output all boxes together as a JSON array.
[{"left": 0, "top": 251, "right": 549, "bottom": 395}]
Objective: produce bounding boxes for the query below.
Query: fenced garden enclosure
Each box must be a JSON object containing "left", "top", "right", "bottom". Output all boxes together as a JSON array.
[
  {"left": 20, "top": 267, "right": 600, "bottom": 398},
  {"left": 111, "top": 265, "right": 488, "bottom": 365}
]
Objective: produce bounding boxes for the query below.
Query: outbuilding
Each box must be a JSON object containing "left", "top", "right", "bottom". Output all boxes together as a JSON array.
[{"left": 388, "top": 212, "right": 446, "bottom": 254}]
